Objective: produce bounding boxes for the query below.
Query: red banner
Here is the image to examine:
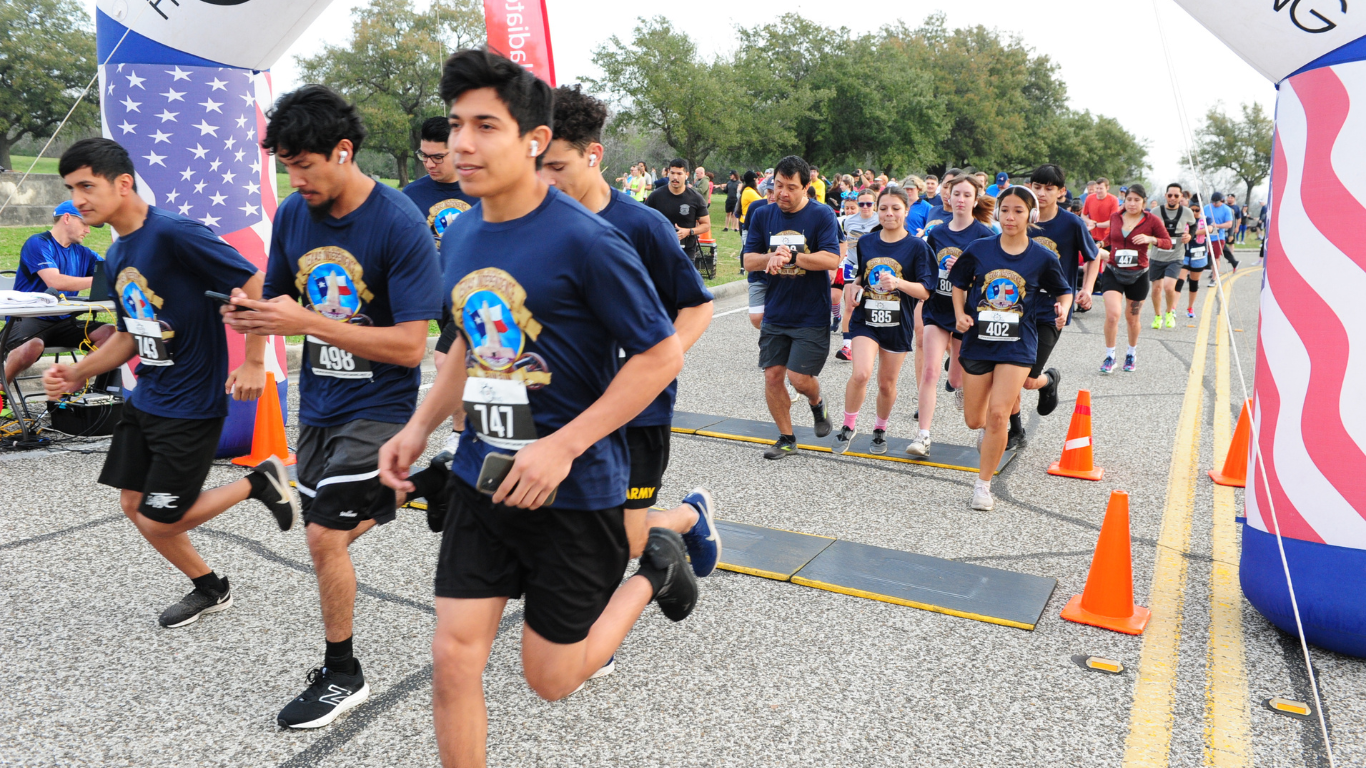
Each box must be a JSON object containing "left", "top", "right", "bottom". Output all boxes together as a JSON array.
[{"left": 483, "top": 0, "right": 556, "bottom": 85}]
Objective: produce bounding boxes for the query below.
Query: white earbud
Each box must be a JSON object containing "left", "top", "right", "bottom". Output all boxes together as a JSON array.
[
  {"left": 529, "top": 140, "right": 539, "bottom": 157},
  {"left": 588, "top": 154, "right": 598, "bottom": 167},
  {"left": 338, "top": 150, "right": 348, "bottom": 164}
]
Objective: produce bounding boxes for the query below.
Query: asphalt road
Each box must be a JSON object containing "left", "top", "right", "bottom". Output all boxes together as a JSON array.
[{"left": 2, "top": 259, "right": 1361, "bottom": 767}]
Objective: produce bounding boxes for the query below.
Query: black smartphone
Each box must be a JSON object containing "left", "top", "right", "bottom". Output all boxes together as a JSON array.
[
  {"left": 205, "top": 290, "right": 250, "bottom": 310},
  {"left": 476, "top": 452, "right": 556, "bottom": 506}
]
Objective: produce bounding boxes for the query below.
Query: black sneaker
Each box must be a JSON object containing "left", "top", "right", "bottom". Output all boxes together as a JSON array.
[
  {"left": 763, "top": 435, "right": 797, "bottom": 460},
  {"left": 1036, "top": 368, "right": 1062, "bottom": 416},
  {"left": 1006, "top": 425, "right": 1027, "bottom": 451},
  {"left": 159, "top": 578, "right": 232, "bottom": 628},
  {"left": 870, "top": 429, "right": 888, "bottom": 455},
  {"left": 641, "top": 528, "right": 697, "bottom": 622},
  {"left": 833, "top": 425, "right": 856, "bottom": 454},
  {"left": 945, "top": 381, "right": 956, "bottom": 394},
  {"left": 250, "top": 456, "right": 300, "bottom": 531},
  {"left": 277, "top": 662, "right": 371, "bottom": 729},
  {"left": 811, "top": 400, "right": 832, "bottom": 438}
]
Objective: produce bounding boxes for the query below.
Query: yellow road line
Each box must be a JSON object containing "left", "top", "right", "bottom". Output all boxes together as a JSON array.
[{"left": 1205, "top": 285, "right": 1251, "bottom": 766}]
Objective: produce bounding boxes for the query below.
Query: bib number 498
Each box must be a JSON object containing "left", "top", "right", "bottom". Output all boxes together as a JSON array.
[{"left": 307, "top": 335, "right": 373, "bottom": 379}]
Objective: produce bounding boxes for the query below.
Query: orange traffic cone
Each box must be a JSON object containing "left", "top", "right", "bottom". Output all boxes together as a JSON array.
[
  {"left": 1048, "top": 389, "right": 1104, "bottom": 481},
  {"left": 232, "top": 371, "right": 296, "bottom": 466},
  {"left": 1061, "top": 490, "right": 1151, "bottom": 635},
  {"left": 1208, "top": 398, "right": 1251, "bottom": 488}
]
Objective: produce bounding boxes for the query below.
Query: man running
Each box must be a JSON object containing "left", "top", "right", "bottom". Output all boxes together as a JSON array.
[
  {"left": 1149, "top": 183, "right": 1194, "bottom": 330},
  {"left": 742, "top": 155, "right": 841, "bottom": 459},
  {"left": 43, "top": 138, "right": 298, "bottom": 628},
  {"left": 224, "top": 86, "right": 446, "bottom": 729},
  {"left": 645, "top": 158, "right": 711, "bottom": 268},
  {"left": 378, "top": 50, "right": 696, "bottom": 767},
  {"left": 540, "top": 83, "right": 720, "bottom": 584},
  {"left": 1082, "top": 177, "right": 1118, "bottom": 249},
  {"left": 403, "top": 116, "right": 478, "bottom": 248},
  {"left": 1204, "top": 192, "right": 1237, "bottom": 283}
]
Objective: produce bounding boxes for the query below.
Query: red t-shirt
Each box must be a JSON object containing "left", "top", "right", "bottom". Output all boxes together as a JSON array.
[{"left": 1083, "top": 193, "right": 1119, "bottom": 242}]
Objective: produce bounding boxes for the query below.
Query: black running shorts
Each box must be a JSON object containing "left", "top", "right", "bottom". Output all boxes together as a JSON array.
[
  {"left": 296, "top": 419, "right": 404, "bottom": 531},
  {"left": 98, "top": 403, "right": 224, "bottom": 524},
  {"left": 960, "top": 357, "right": 1031, "bottom": 376},
  {"left": 1097, "top": 268, "right": 1151, "bottom": 302},
  {"left": 2, "top": 316, "right": 107, "bottom": 353},
  {"left": 434, "top": 476, "right": 630, "bottom": 645},
  {"left": 1029, "top": 322, "right": 1062, "bottom": 379},
  {"left": 758, "top": 323, "right": 830, "bottom": 376},
  {"left": 624, "top": 424, "right": 671, "bottom": 510}
]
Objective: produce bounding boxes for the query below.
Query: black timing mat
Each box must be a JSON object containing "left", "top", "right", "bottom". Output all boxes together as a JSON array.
[{"left": 714, "top": 520, "right": 835, "bottom": 580}]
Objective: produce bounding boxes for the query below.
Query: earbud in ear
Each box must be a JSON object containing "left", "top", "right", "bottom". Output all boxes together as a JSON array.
[
  {"left": 339, "top": 150, "right": 349, "bottom": 164},
  {"left": 588, "top": 155, "right": 598, "bottom": 167},
  {"left": 529, "top": 140, "right": 539, "bottom": 157}
]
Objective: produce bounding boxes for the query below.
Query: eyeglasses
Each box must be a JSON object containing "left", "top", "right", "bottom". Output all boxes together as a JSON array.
[
  {"left": 418, "top": 152, "right": 449, "bottom": 164},
  {"left": 858, "top": 202, "right": 875, "bottom": 208}
]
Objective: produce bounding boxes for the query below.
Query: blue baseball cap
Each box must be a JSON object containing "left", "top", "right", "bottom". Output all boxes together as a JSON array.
[
  {"left": 995, "top": 172, "right": 1009, "bottom": 184},
  {"left": 53, "top": 200, "right": 84, "bottom": 219}
]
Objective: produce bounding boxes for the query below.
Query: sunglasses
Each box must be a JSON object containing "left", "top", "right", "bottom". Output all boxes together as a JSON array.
[{"left": 858, "top": 202, "right": 875, "bottom": 208}]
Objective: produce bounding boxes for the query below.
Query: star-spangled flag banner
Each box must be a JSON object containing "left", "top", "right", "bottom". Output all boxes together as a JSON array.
[{"left": 98, "top": 62, "right": 277, "bottom": 266}]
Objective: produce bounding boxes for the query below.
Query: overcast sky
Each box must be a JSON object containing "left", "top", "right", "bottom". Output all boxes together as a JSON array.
[{"left": 86, "top": 0, "right": 1277, "bottom": 199}]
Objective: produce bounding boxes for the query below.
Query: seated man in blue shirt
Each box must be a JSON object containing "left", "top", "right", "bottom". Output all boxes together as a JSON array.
[{"left": 3, "top": 201, "right": 116, "bottom": 388}]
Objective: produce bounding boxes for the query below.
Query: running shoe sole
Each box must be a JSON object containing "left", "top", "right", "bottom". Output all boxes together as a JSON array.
[
  {"left": 970, "top": 494, "right": 995, "bottom": 511},
  {"left": 162, "top": 595, "right": 233, "bottom": 628},
  {"left": 870, "top": 440, "right": 888, "bottom": 455},
  {"left": 256, "top": 455, "right": 300, "bottom": 532},
  {"left": 283, "top": 683, "right": 371, "bottom": 729}
]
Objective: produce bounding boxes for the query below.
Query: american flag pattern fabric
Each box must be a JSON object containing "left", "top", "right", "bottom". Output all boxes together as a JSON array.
[{"left": 1246, "top": 59, "right": 1366, "bottom": 550}]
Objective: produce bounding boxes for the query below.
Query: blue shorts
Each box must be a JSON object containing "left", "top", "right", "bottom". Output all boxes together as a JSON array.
[{"left": 1184, "top": 251, "right": 1209, "bottom": 270}]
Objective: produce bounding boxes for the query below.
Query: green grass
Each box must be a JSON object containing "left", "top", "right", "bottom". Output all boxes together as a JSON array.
[
  {"left": 6, "top": 155, "right": 59, "bottom": 175},
  {"left": 703, "top": 197, "right": 744, "bottom": 287}
]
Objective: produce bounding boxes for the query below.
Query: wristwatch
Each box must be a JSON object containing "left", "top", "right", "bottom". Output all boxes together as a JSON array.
[{"left": 788, "top": 249, "right": 798, "bottom": 266}]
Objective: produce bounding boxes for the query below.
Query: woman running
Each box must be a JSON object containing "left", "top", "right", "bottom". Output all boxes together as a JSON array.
[
  {"left": 1174, "top": 195, "right": 1208, "bottom": 318},
  {"left": 1097, "top": 184, "right": 1172, "bottom": 373},
  {"left": 951, "top": 187, "right": 1073, "bottom": 510},
  {"left": 909, "top": 173, "right": 995, "bottom": 457},
  {"left": 834, "top": 186, "right": 934, "bottom": 454}
]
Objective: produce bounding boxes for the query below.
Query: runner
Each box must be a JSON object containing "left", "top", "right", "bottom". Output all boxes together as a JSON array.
[
  {"left": 403, "top": 116, "right": 478, "bottom": 248},
  {"left": 834, "top": 189, "right": 881, "bottom": 360},
  {"left": 42, "top": 138, "right": 299, "bottom": 628},
  {"left": 1082, "top": 177, "right": 1118, "bottom": 250},
  {"left": 1203, "top": 191, "right": 1237, "bottom": 284},
  {"left": 1148, "top": 183, "right": 1194, "bottom": 330},
  {"left": 910, "top": 173, "right": 994, "bottom": 457},
  {"left": 924, "top": 174, "right": 939, "bottom": 203},
  {"left": 833, "top": 186, "right": 934, "bottom": 455},
  {"left": 540, "top": 83, "right": 720, "bottom": 585},
  {"left": 223, "top": 86, "right": 446, "bottom": 729},
  {"left": 904, "top": 176, "right": 932, "bottom": 234},
  {"left": 645, "top": 159, "right": 711, "bottom": 268},
  {"left": 742, "top": 154, "right": 841, "bottom": 459},
  {"left": 1097, "top": 184, "right": 1171, "bottom": 373},
  {"left": 745, "top": 184, "right": 777, "bottom": 330},
  {"left": 377, "top": 51, "right": 695, "bottom": 765},
  {"left": 1174, "top": 195, "right": 1210, "bottom": 318},
  {"left": 950, "top": 186, "right": 1073, "bottom": 511}
]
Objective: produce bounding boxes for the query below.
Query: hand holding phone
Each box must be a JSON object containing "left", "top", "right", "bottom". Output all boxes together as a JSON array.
[{"left": 205, "top": 290, "right": 251, "bottom": 311}]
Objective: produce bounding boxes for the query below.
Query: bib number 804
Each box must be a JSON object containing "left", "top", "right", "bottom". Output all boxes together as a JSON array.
[{"left": 472, "top": 403, "right": 515, "bottom": 438}]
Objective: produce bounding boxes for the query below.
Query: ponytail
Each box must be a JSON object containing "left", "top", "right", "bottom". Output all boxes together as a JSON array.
[{"left": 973, "top": 195, "right": 996, "bottom": 226}]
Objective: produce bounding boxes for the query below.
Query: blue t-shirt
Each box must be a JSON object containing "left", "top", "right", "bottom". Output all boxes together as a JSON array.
[
  {"left": 401, "top": 175, "right": 477, "bottom": 246},
  {"left": 744, "top": 199, "right": 770, "bottom": 285},
  {"left": 16, "top": 231, "right": 102, "bottom": 320},
  {"left": 949, "top": 236, "right": 1073, "bottom": 367},
  {"left": 441, "top": 186, "right": 676, "bottom": 510},
  {"left": 1030, "top": 209, "right": 1098, "bottom": 324},
  {"left": 850, "top": 232, "right": 935, "bottom": 350},
  {"left": 598, "top": 188, "right": 714, "bottom": 427},
  {"left": 265, "top": 182, "right": 443, "bottom": 427},
  {"left": 907, "top": 199, "right": 932, "bottom": 234},
  {"left": 742, "top": 200, "right": 841, "bottom": 327},
  {"left": 921, "top": 204, "right": 950, "bottom": 235},
  {"left": 923, "top": 220, "right": 995, "bottom": 330},
  {"left": 1204, "top": 204, "right": 1233, "bottom": 241},
  {"left": 107, "top": 207, "right": 258, "bottom": 420}
]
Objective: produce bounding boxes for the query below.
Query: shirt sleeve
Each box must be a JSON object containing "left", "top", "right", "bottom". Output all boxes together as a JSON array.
[
  {"left": 263, "top": 216, "right": 297, "bottom": 300},
  {"left": 581, "top": 228, "right": 675, "bottom": 356},
  {"left": 1076, "top": 219, "right": 1099, "bottom": 260},
  {"left": 18, "top": 236, "right": 58, "bottom": 278},
  {"left": 79, "top": 244, "right": 101, "bottom": 276},
  {"left": 384, "top": 212, "right": 445, "bottom": 324},
  {"left": 948, "top": 249, "right": 978, "bottom": 290},
  {"left": 177, "top": 219, "right": 259, "bottom": 293},
  {"left": 644, "top": 215, "right": 714, "bottom": 313},
  {"left": 911, "top": 239, "right": 936, "bottom": 290}
]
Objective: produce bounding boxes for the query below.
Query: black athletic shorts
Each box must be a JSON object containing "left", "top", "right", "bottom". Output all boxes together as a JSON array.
[
  {"left": 724, "top": 197, "right": 736, "bottom": 214},
  {"left": 1148, "top": 260, "right": 1183, "bottom": 281},
  {"left": 434, "top": 322, "right": 459, "bottom": 355},
  {"left": 98, "top": 403, "right": 224, "bottom": 524},
  {"left": 1097, "top": 268, "right": 1151, "bottom": 302},
  {"left": 1029, "top": 323, "right": 1062, "bottom": 379},
  {"left": 624, "top": 424, "right": 671, "bottom": 509},
  {"left": 296, "top": 419, "right": 404, "bottom": 531},
  {"left": 434, "top": 475, "right": 630, "bottom": 645},
  {"left": 2, "top": 316, "right": 107, "bottom": 353},
  {"left": 960, "top": 357, "right": 1031, "bottom": 376},
  {"left": 758, "top": 323, "right": 830, "bottom": 376}
]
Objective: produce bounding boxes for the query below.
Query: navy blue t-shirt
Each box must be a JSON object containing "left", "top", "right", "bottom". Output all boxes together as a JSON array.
[
  {"left": 17, "top": 231, "right": 102, "bottom": 320},
  {"left": 107, "top": 207, "right": 258, "bottom": 419},
  {"left": 441, "top": 186, "right": 676, "bottom": 510},
  {"left": 921, "top": 204, "right": 950, "bottom": 235},
  {"left": 401, "top": 175, "right": 477, "bottom": 247},
  {"left": 949, "top": 237, "right": 1073, "bottom": 367},
  {"left": 742, "top": 200, "right": 841, "bottom": 327},
  {"left": 923, "top": 220, "right": 994, "bottom": 330},
  {"left": 1030, "top": 209, "right": 1097, "bottom": 325},
  {"left": 266, "top": 182, "right": 443, "bottom": 427},
  {"left": 744, "top": 199, "right": 770, "bottom": 285},
  {"left": 598, "top": 188, "right": 714, "bottom": 427},
  {"left": 849, "top": 231, "right": 935, "bottom": 350}
]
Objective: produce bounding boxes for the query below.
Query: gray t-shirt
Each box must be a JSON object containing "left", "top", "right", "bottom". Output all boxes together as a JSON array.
[
  {"left": 840, "top": 213, "right": 881, "bottom": 262},
  {"left": 1151, "top": 204, "right": 1195, "bottom": 262}
]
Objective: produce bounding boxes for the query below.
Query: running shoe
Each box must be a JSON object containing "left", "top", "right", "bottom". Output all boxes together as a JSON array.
[
  {"left": 763, "top": 435, "right": 797, "bottom": 460},
  {"left": 1006, "top": 425, "right": 1027, "bottom": 451},
  {"left": 954, "top": 386, "right": 964, "bottom": 411},
  {"left": 945, "top": 381, "right": 956, "bottom": 394},
  {"left": 680, "top": 487, "right": 721, "bottom": 577},
  {"left": 912, "top": 409, "right": 919, "bottom": 421},
  {"left": 1164, "top": 311, "right": 1176, "bottom": 329},
  {"left": 159, "top": 578, "right": 232, "bottom": 628},
  {"left": 870, "top": 429, "right": 888, "bottom": 455},
  {"left": 569, "top": 656, "right": 616, "bottom": 696},
  {"left": 1151, "top": 315, "right": 1162, "bottom": 330},
  {"left": 250, "top": 455, "right": 300, "bottom": 532},
  {"left": 1124, "top": 353, "right": 1136, "bottom": 373},
  {"left": 833, "top": 425, "right": 856, "bottom": 454},
  {"left": 970, "top": 487, "right": 995, "bottom": 511},
  {"left": 1187, "top": 309, "right": 1195, "bottom": 319},
  {"left": 811, "top": 399, "right": 832, "bottom": 438},
  {"left": 641, "top": 528, "right": 697, "bottom": 622},
  {"left": 278, "top": 662, "right": 370, "bottom": 729},
  {"left": 835, "top": 345, "right": 851, "bottom": 362},
  {"left": 432, "top": 429, "right": 461, "bottom": 465},
  {"left": 905, "top": 434, "right": 931, "bottom": 457},
  {"left": 1100, "top": 356, "right": 1116, "bottom": 374},
  {"left": 1037, "top": 368, "right": 1062, "bottom": 416}
]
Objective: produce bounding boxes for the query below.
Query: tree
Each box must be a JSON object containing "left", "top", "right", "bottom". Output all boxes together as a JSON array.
[
  {"left": 298, "top": 0, "right": 483, "bottom": 185},
  {"left": 0, "top": 0, "right": 99, "bottom": 170},
  {"left": 1191, "top": 102, "right": 1273, "bottom": 202},
  {"left": 1038, "top": 110, "right": 1149, "bottom": 186}
]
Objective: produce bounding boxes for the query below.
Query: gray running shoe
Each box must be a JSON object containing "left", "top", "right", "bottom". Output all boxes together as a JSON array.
[{"left": 159, "top": 579, "right": 232, "bottom": 628}]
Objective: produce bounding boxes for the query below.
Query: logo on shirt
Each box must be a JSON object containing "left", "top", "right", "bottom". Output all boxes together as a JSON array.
[
  {"left": 924, "top": 218, "right": 944, "bottom": 232},
  {"left": 1032, "top": 236, "right": 1060, "bottom": 259},
  {"left": 979, "top": 269, "right": 1025, "bottom": 314},
  {"left": 452, "top": 268, "right": 552, "bottom": 387},
  {"left": 428, "top": 199, "right": 472, "bottom": 240},
  {"left": 295, "top": 247, "right": 374, "bottom": 322},
  {"left": 679, "top": 203, "right": 691, "bottom": 216},
  {"left": 864, "top": 258, "right": 902, "bottom": 297},
  {"left": 772, "top": 230, "right": 809, "bottom": 277},
  {"left": 936, "top": 248, "right": 962, "bottom": 271},
  {"left": 115, "top": 267, "right": 163, "bottom": 320}
]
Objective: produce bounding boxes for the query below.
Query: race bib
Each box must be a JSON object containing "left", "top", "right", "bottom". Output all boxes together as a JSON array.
[
  {"left": 976, "top": 310, "right": 1022, "bottom": 342},
  {"left": 863, "top": 298, "right": 901, "bottom": 328},
  {"left": 125, "top": 318, "right": 172, "bottom": 367},
  {"left": 769, "top": 233, "right": 806, "bottom": 253},
  {"left": 1115, "top": 249, "right": 1139, "bottom": 268},
  {"left": 463, "top": 377, "right": 538, "bottom": 451},
  {"left": 306, "top": 335, "right": 373, "bottom": 379},
  {"left": 1189, "top": 246, "right": 1206, "bottom": 257},
  {"left": 936, "top": 269, "right": 952, "bottom": 296}
]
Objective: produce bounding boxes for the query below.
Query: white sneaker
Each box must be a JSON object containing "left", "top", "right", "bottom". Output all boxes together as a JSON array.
[
  {"left": 569, "top": 655, "right": 615, "bottom": 696},
  {"left": 954, "top": 387, "right": 965, "bottom": 411},
  {"left": 970, "top": 486, "right": 995, "bottom": 511},
  {"left": 433, "top": 430, "right": 461, "bottom": 465},
  {"left": 905, "top": 434, "right": 931, "bottom": 457}
]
